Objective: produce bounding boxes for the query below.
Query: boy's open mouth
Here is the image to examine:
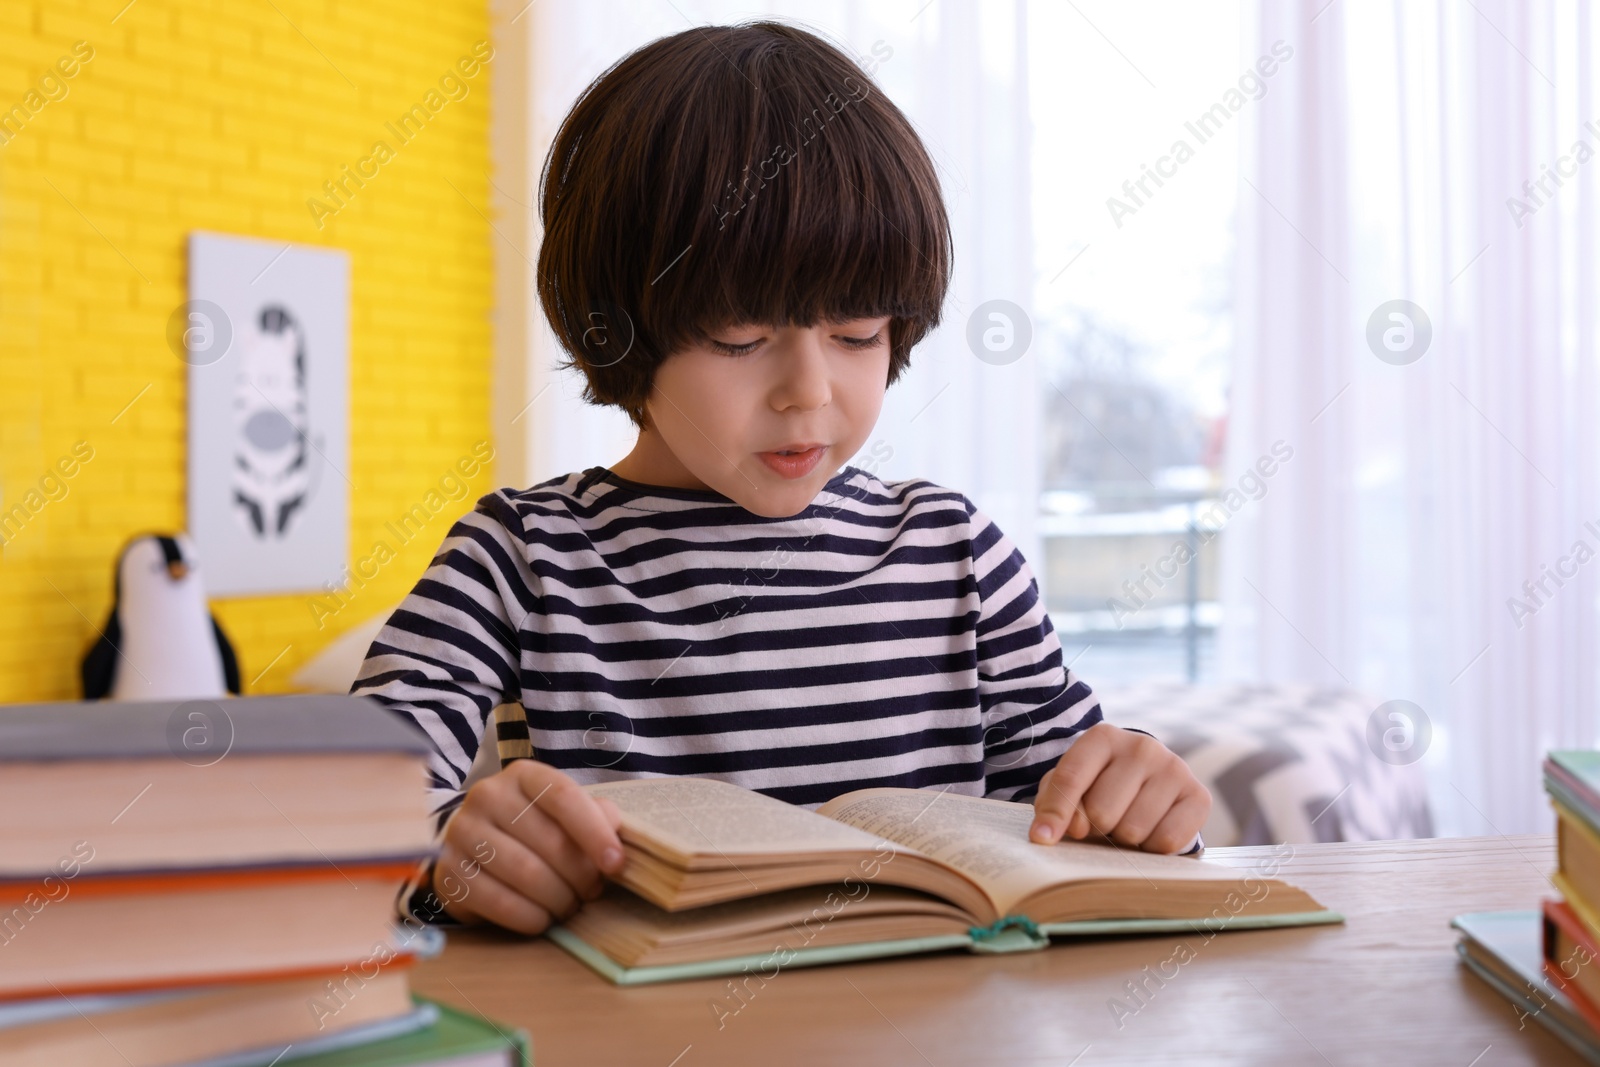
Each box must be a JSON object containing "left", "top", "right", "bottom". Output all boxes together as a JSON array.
[{"left": 757, "top": 444, "right": 826, "bottom": 479}]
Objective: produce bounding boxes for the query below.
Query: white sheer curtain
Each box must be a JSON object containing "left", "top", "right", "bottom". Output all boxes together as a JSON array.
[
  {"left": 1222, "top": 0, "right": 1600, "bottom": 835},
  {"left": 492, "top": 0, "right": 1042, "bottom": 570}
]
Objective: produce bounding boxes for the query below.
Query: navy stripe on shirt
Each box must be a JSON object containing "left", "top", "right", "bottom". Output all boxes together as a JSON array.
[{"left": 351, "top": 464, "right": 1103, "bottom": 822}]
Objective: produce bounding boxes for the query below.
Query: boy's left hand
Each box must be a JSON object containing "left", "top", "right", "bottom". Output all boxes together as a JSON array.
[{"left": 1028, "top": 722, "right": 1211, "bottom": 854}]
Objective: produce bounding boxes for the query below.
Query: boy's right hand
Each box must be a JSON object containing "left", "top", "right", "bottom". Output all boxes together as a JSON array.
[{"left": 432, "top": 761, "right": 626, "bottom": 935}]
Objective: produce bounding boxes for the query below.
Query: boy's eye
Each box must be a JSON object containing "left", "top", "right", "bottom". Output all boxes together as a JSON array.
[
  {"left": 836, "top": 330, "right": 885, "bottom": 350},
  {"left": 705, "top": 324, "right": 887, "bottom": 356}
]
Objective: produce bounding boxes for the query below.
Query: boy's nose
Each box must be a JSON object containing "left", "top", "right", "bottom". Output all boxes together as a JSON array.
[{"left": 771, "top": 334, "right": 831, "bottom": 412}]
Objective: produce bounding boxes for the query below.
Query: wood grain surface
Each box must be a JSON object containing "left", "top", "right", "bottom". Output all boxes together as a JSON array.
[{"left": 411, "top": 834, "right": 1574, "bottom": 1066}]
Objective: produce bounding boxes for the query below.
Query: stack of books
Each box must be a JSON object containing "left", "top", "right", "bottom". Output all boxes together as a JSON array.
[
  {"left": 1452, "top": 751, "right": 1600, "bottom": 1065},
  {"left": 0, "top": 695, "right": 528, "bottom": 1067}
]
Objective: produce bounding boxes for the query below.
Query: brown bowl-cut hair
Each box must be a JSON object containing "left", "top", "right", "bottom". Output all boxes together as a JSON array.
[{"left": 535, "top": 21, "right": 953, "bottom": 430}]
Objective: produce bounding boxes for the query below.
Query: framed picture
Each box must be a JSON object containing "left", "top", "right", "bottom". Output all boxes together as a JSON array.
[{"left": 184, "top": 232, "right": 349, "bottom": 597}]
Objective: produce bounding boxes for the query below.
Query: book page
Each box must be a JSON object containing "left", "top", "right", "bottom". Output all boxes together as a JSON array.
[
  {"left": 563, "top": 884, "right": 974, "bottom": 968},
  {"left": 586, "top": 778, "right": 897, "bottom": 864},
  {"left": 818, "top": 788, "right": 1248, "bottom": 917}
]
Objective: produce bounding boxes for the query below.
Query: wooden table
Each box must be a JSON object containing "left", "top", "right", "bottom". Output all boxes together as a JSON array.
[{"left": 411, "top": 835, "right": 1576, "bottom": 1066}]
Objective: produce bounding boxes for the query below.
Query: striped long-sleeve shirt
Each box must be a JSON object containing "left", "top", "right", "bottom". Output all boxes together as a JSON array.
[{"left": 351, "top": 464, "right": 1152, "bottom": 917}]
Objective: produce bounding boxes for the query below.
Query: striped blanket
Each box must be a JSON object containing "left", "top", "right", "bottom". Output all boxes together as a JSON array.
[{"left": 1099, "top": 681, "right": 1436, "bottom": 847}]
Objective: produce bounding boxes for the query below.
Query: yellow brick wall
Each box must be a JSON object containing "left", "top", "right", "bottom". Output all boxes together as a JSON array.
[{"left": 0, "top": 0, "right": 496, "bottom": 702}]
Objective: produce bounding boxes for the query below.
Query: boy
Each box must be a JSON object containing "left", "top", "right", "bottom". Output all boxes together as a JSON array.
[{"left": 351, "top": 20, "right": 1210, "bottom": 935}]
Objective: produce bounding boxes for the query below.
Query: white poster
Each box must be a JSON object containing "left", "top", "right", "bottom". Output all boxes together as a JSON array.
[{"left": 184, "top": 232, "right": 349, "bottom": 597}]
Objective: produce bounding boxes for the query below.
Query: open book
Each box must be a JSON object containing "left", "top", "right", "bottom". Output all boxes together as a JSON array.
[{"left": 547, "top": 778, "right": 1342, "bottom": 984}]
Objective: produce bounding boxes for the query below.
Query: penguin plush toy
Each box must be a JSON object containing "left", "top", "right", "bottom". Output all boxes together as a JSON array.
[{"left": 81, "top": 533, "right": 241, "bottom": 700}]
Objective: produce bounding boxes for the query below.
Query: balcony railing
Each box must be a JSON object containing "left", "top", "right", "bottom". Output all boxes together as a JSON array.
[{"left": 1040, "top": 481, "right": 1220, "bottom": 683}]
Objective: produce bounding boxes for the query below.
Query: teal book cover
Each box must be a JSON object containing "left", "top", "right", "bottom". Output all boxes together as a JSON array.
[
  {"left": 1453, "top": 909, "right": 1600, "bottom": 1067},
  {"left": 1549, "top": 752, "right": 1600, "bottom": 819},
  {"left": 187, "top": 997, "right": 530, "bottom": 1067},
  {"left": 275, "top": 998, "right": 529, "bottom": 1067},
  {"left": 548, "top": 908, "right": 1344, "bottom": 986}
]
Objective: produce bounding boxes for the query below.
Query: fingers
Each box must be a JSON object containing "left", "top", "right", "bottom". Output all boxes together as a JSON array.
[
  {"left": 1029, "top": 725, "right": 1211, "bottom": 854},
  {"left": 1143, "top": 787, "right": 1213, "bottom": 854},
  {"left": 437, "top": 762, "right": 630, "bottom": 935},
  {"left": 437, "top": 811, "right": 585, "bottom": 930},
  {"left": 437, "top": 855, "right": 553, "bottom": 935},
  {"left": 1103, "top": 771, "right": 1183, "bottom": 849},
  {"left": 511, "top": 763, "right": 626, "bottom": 877},
  {"left": 1070, "top": 758, "right": 1153, "bottom": 842},
  {"left": 1029, "top": 723, "right": 1116, "bottom": 844},
  {"left": 493, "top": 805, "right": 606, "bottom": 902},
  {"left": 475, "top": 820, "right": 589, "bottom": 913},
  {"left": 594, "top": 794, "right": 623, "bottom": 831}
]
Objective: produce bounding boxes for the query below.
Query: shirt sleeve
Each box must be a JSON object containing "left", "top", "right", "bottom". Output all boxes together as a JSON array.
[
  {"left": 964, "top": 495, "right": 1102, "bottom": 803},
  {"left": 348, "top": 490, "right": 536, "bottom": 921}
]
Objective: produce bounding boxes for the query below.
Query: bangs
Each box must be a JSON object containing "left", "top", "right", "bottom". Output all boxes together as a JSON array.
[
  {"left": 650, "top": 38, "right": 950, "bottom": 346},
  {"left": 537, "top": 20, "right": 953, "bottom": 424}
]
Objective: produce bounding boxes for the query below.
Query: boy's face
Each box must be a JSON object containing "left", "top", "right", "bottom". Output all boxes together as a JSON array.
[{"left": 615, "top": 317, "right": 893, "bottom": 517}]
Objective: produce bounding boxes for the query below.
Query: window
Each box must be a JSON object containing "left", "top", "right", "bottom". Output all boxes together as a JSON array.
[{"left": 1028, "top": 0, "right": 1244, "bottom": 684}]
